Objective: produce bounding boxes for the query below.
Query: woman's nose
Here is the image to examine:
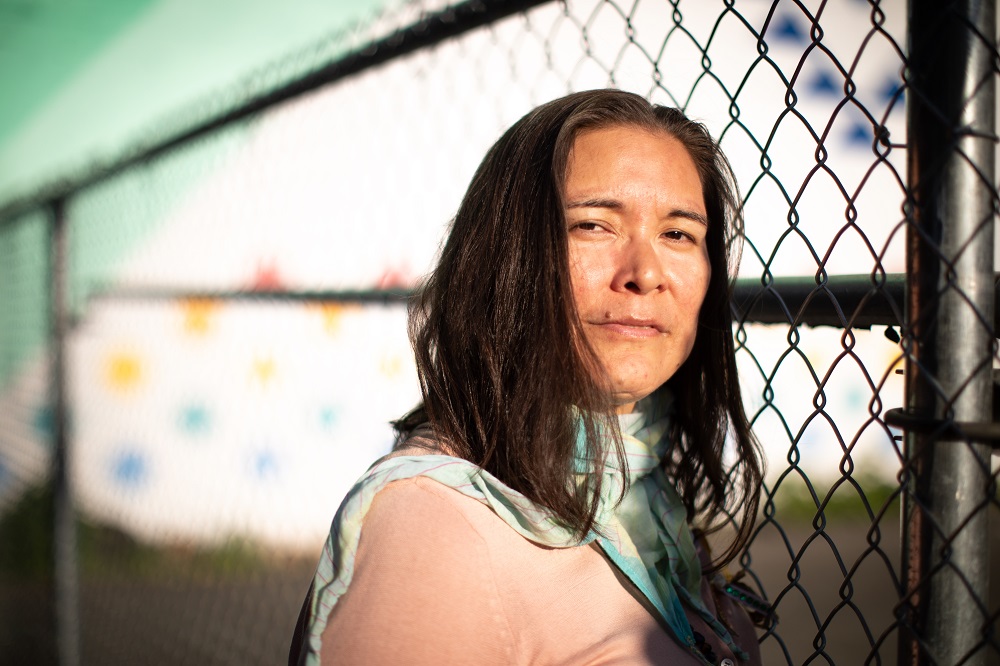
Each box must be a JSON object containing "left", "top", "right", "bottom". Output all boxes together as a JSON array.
[{"left": 612, "top": 240, "right": 667, "bottom": 294}]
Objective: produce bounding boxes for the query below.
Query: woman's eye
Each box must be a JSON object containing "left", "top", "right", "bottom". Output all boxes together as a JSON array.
[
  {"left": 571, "top": 221, "right": 605, "bottom": 232},
  {"left": 663, "top": 230, "right": 692, "bottom": 242}
]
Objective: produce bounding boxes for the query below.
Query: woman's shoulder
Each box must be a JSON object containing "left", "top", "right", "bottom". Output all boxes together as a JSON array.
[
  {"left": 323, "top": 477, "right": 519, "bottom": 664},
  {"left": 352, "top": 423, "right": 504, "bottom": 552},
  {"left": 362, "top": 475, "right": 496, "bottom": 547}
]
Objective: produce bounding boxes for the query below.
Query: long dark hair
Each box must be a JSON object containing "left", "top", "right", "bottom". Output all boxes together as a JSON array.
[{"left": 394, "top": 89, "right": 762, "bottom": 568}]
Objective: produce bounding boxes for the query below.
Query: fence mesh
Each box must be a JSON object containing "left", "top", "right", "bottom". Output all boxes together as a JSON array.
[
  {"left": 0, "top": 0, "right": 997, "bottom": 664},
  {"left": 0, "top": 209, "right": 56, "bottom": 664}
]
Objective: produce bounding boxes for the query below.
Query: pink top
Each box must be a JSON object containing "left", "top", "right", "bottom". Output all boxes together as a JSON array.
[{"left": 319, "top": 475, "right": 761, "bottom": 665}]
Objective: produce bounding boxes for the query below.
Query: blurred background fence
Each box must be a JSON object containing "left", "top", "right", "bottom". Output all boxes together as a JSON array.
[{"left": 1, "top": 0, "right": 998, "bottom": 664}]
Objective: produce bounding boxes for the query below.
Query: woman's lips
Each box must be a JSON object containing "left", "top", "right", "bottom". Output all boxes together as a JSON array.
[{"left": 593, "top": 320, "right": 664, "bottom": 338}]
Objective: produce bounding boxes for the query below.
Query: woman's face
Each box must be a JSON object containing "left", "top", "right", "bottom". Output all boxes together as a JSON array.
[{"left": 564, "top": 125, "right": 712, "bottom": 414}]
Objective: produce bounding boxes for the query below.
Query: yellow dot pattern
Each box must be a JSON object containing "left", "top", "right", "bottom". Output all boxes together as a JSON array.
[
  {"left": 180, "top": 298, "right": 219, "bottom": 336},
  {"left": 105, "top": 352, "right": 143, "bottom": 393},
  {"left": 251, "top": 355, "right": 276, "bottom": 386}
]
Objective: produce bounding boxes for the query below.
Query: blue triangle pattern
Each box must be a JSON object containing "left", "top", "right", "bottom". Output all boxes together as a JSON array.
[
  {"left": 808, "top": 70, "right": 839, "bottom": 96},
  {"left": 879, "top": 76, "right": 904, "bottom": 105},
  {"left": 847, "top": 121, "right": 871, "bottom": 147},
  {"left": 773, "top": 14, "right": 806, "bottom": 43}
]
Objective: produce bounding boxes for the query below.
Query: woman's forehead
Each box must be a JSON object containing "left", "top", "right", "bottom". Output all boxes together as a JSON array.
[{"left": 562, "top": 126, "right": 705, "bottom": 212}]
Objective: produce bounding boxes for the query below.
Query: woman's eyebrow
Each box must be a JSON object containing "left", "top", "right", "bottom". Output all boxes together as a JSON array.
[
  {"left": 565, "top": 197, "right": 623, "bottom": 210},
  {"left": 673, "top": 209, "right": 709, "bottom": 227},
  {"left": 567, "top": 198, "right": 708, "bottom": 227}
]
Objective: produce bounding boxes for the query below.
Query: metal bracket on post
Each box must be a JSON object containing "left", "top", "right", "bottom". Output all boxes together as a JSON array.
[
  {"left": 884, "top": 408, "right": 1000, "bottom": 448},
  {"left": 886, "top": 369, "right": 1000, "bottom": 449}
]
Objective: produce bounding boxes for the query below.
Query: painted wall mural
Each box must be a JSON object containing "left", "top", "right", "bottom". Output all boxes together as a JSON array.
[{"left": 70, "top": 297, "right": 419, "bottom": 551}]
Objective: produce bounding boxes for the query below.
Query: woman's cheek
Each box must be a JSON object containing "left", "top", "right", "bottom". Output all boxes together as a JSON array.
[
  {"left": 569, "top": 250, "right": 610, "bottom": 299},
  {"left": 667, "top": 252, "right": 710, "bottom": 294}
]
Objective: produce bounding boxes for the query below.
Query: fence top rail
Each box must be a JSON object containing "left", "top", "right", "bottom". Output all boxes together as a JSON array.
[
  {"left": 0, "top": 0, "right": 550, "bottom": 227},
  {"left": 88, "top": 273, "right": 965, "bottom": 333}
]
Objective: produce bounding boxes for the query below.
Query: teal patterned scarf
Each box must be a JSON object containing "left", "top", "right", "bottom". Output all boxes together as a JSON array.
[{"left": 302, "top": 393, "right": 748, "bottom": 664}]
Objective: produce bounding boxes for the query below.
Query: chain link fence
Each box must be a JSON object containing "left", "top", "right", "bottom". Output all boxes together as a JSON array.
[{"left": 1, "top": 0, "right": 997, "bottom": 664}]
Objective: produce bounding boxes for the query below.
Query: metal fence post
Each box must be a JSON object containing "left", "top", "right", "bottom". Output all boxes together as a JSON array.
[
  {"left": 900, "top": 1, "right": 996, "bottom": 664},
  {"left": 49, "top": 197, "right": 79, "bottom": 666}
]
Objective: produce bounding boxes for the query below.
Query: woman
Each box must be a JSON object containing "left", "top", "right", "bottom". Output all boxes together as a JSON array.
[{"left": 290, "top": 89, "right": 766, "bottom": 665}]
